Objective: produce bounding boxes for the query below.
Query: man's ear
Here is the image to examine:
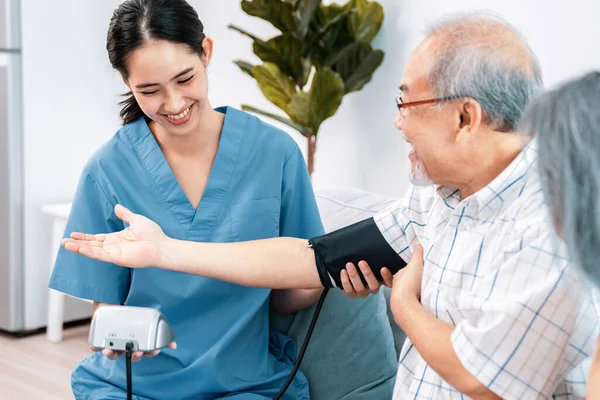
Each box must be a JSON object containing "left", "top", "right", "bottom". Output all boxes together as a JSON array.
[
  {"left": 201, "top": 37, "right": 214, "bottom": 68},
  {"left": 456, "top": 98, "right": 483, "bottom": 143}
]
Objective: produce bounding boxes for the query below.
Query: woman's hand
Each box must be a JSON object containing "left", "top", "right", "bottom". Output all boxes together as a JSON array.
[
  {"left": 63, "top": 204, "right": 168, "bottom": 268},
  {"left": 91, "top": 302, "right": 178, "bottom": 362},
  {"left": 100, "top": 342, "right": 178, "bottom": 362}
]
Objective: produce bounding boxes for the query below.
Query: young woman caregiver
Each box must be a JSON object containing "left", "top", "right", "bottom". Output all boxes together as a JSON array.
[{"left": 48, "top": 0, "right": 326, "bottom": 399}]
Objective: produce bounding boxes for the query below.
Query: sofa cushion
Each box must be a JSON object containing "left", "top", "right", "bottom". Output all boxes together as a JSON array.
[
  {"left": 314, "top": 188, "right": 407, "bottom": 356},
  {"left": 315, "top": 188, "right": 397, "bottom": 232},
  {"left": 270, "top": 188, "right": 404, "bottom": 399}
]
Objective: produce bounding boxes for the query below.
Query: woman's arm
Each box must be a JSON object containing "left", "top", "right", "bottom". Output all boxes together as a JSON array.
[
  {"left": 160, "top": 236, "right": 323, "bottom": 289},
  {"left": 268, "top": 144, "right": 329, "bottom": 314},
  {"left": 63, "top": 205, "right": 324, "bottom": 289}
]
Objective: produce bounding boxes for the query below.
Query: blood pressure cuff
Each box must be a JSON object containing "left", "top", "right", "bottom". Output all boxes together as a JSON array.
[{"left": 308, "top": 217, "right": 407, "bottom": 289}]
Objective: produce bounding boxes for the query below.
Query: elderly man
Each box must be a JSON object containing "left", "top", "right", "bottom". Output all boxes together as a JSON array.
[
  {"left": 337, "top": 13, "right": 599, "bottom": 399},
  {"left": 62, "top": 12, "right": 598, "bottom": 400}
]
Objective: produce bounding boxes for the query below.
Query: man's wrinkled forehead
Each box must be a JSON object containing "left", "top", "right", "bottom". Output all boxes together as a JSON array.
[
  {"left": 400, "top": 34, "right": 451, "bottom": 96},
  {"left": 399, "top": 45, "right": 433, "bottom": 98}
]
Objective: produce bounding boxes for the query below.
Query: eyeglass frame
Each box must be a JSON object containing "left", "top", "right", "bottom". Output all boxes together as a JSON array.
[{"left": 395, "top": 93, "right": 465, "bottom": 110}]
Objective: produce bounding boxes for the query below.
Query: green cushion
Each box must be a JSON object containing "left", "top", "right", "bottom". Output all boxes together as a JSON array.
[{"left": 270, "top": 290, "right": 397, "bottom": 399}]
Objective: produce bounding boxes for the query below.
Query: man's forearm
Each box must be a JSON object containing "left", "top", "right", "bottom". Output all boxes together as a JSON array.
[
  {"left": 394, "top": 295, "right": 501, "bottom": 399},
  {"left": 159, "top": 237, "right": 324, "bottom": 289}
]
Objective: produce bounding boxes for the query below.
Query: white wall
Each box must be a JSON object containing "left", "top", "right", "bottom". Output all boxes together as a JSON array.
[
  {"left": 21, "top": 0, "right": 124, "bottom": 328},
  {"left": 197, "top": 0, "right": 600, "bottom": 199},
  {"left": 19, "top": 0, "right": 600, "bottom": 328}
]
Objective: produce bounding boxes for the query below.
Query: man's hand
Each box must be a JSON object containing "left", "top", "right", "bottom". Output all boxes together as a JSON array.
[
  {"left": 388, "top": 244, "right": 502, "bottom": 399},
  {"left": 63, "top": 204, "right": 168, "bottom": 268},
  {"left": 340, "top": 261, "right": 394, "bottom": 298},
  {"left": 391, "top": 244, "right": 424, "bottom": 319}
]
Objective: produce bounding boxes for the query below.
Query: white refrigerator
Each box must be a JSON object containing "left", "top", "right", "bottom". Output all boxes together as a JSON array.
[
  {"left": 0, "top": 0, "right": 26, "bottom": 333},
  {"left": 0, "top": 0, "right": 123, "bottom": 333}
]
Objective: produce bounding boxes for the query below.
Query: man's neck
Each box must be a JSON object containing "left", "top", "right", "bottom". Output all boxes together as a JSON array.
[{"left": 457, "top": 132, "right": 526, "bottom": 200}]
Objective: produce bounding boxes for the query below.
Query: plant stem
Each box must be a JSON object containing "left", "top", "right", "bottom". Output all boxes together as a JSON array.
[
  {"left": 241, "top": 105, "right": 304, "bottom": 132},
  {"left": 307, "top": 134, "right": 317, "bottom": 177}
]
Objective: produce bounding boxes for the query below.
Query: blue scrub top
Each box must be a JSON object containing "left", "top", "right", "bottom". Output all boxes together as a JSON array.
[{"left": 48, "top": 106, "right": 324, "bottom": 400}]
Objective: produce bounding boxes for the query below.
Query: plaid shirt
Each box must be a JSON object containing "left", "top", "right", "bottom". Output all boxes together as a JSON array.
[{"left": 375, "top": 141, "right": 598, "bottom": 399}]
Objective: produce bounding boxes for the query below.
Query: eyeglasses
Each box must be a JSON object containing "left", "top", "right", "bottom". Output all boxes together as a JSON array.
[{"left": 395, "top": 92, "right": 463, "bottom": 110}]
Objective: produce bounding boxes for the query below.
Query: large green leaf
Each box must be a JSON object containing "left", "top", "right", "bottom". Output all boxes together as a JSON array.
[
  {"left": 229, "top": 26, "right": 303, "bottom": 83},
  {"left": 331, "top": 42, "right": 384, "bottom": 93},
  {"left": 234, "top": 60, "right": 256, "bottom": 78},
  {"left": 309, "top": 68, "right": 345, "bottom": 130},
  {"left": 287, "top": 92, "right": 311, "bottom": 127},
  {"left": 241, "top": 0, "right": 297, "bottom": 33},
  {"left": 348, "top": 0, "right": 384, "bottom": 43},
  {"left": 287, "top": 67, "right": 344, "bottom": 133},
  {"left": 253, "top": 34, "right": 303, "bottom": 82},
  {"left": 303, "top": 8, "right": 353, "bottom": 53},
  {"left": 296, "top": 0, "right": 321, "bottom": 40},
  {"left": 253, "top": 63, "right": 297, "bottom": 111},
  {"left": 307, "top": 4, "right": 354, "bottom": 67}
]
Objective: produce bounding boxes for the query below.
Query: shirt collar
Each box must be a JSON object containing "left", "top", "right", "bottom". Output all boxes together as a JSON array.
[{"left": 435, "top": 138, "right": 538, "bottom": 219}]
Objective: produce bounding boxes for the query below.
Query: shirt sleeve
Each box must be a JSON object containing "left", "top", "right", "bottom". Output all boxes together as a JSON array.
[
  {"left": 373, "top": 185, "right": 428, "bottom": 263},
  {"left": 279, "top": 146, "right": 325, "bottom": 239},
  {"left": 450, "top": 225, "right": 589, "bottom": 399},
  {"left": 48, "top": 168, "right": 131, "bottom": 304}
]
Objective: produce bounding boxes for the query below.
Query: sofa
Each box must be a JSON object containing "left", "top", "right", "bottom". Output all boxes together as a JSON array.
[{"left": 270, "top": 188, "right": 407, "bottom": 399}]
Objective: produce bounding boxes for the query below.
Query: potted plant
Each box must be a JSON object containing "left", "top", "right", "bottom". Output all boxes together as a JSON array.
[{"left": 230, "top": 0, "right": 385, "bottom": 175}]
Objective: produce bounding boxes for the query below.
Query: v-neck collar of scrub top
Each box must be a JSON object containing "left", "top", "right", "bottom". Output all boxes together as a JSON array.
[{"left": 124, "top": 106, "right": 247, "bottom": 236}]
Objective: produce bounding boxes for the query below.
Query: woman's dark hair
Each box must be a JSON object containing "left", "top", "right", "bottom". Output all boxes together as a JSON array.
[{"left": 106, "top": 0, "right": 206, "bottom": 125}]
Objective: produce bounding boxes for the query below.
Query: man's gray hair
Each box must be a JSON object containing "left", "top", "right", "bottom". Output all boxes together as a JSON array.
[
  {"left": 520, "top": 71, "right": 600, "bottom": 287},
  {"left": 424, "top": 12, "right": 543, "bottom": 132}
]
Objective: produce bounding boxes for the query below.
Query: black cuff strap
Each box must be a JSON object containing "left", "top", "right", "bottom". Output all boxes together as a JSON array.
[{"left": 308, "top": 217, "right": 407, "bottom": 289}]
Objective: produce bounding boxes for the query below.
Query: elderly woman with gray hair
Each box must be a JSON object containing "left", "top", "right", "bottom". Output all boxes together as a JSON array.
[{"left": 521, "top": 70, "right": 600, "bottom": 398}]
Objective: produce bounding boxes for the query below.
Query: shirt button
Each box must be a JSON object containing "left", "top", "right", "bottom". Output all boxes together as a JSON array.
[{"left": 439, "top": 283, "right": 445, "bottom": 292}]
